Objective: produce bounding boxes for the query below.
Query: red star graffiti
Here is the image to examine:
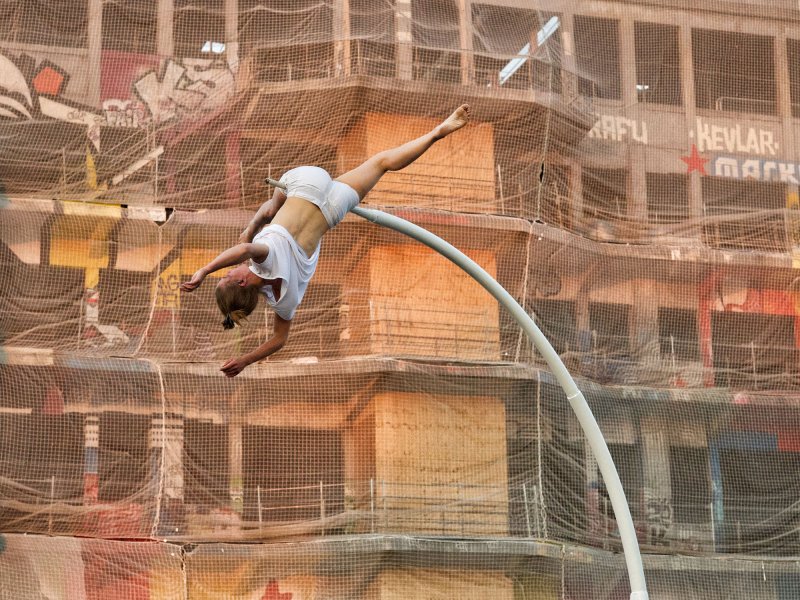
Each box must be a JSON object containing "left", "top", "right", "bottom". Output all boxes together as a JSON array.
[
  {"left": 261, "top": 580, "right": 293, "bottom": 600},
  {"left": 680, "top": 144, "right": 709, "bottom": 175}
]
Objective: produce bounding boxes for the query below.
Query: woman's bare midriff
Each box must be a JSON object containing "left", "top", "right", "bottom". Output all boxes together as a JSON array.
[{"left": 271, "top": 196, "right": 330, "bottom": 256}]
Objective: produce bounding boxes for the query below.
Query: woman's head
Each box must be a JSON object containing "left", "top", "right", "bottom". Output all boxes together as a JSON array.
[{"left": 215, "top": 265, "right": 261, "bottom": 329}]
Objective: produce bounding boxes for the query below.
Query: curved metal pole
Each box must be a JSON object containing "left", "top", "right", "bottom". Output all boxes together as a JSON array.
[
  {"left": 351, "top": 205, "right": 649, "bottom": 600},
  {"left": 265, "top": 178, "right": 648, "bottom": 599}
]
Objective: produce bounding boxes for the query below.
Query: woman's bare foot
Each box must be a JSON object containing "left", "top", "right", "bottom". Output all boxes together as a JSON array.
[{"left": 437, "top": 104, "right": 471, "bottom": 138}]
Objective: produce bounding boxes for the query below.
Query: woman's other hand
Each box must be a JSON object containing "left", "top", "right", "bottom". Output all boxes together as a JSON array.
[
  {"left": 221, "top": 357, "right": 249, "bottom": 378},
  {"left": 180, "top": 269, "right": 206, "bottom": 292}
]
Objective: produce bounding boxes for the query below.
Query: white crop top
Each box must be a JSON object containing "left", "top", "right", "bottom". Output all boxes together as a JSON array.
[{"left": 248, "top": 224, "right": 320, "bottom": 321}]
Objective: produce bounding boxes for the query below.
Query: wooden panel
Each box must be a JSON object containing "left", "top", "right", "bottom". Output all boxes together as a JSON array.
[
  {"left": 343, "top": 404, "right": 376, "bottom": 513},
  {"left": 367, "top": 244, "right": 500, "bottom": 360},
  {"left": 372, "top": 392, "right": 508, "bottom": 536},
  {"left": 369, "top": 569, "right": 514, "bottom": 600},
  {"left": 336, "top": 113, "right": 496, "bottom": 213}
]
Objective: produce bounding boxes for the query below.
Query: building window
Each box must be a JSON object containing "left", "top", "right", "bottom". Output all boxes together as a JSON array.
[
  {"left": 634, "top": 22, "right": 681, "bottom": 106},
  {"left": 603, "top": 443, "right": 643, "bottom": 521},
  {"left": 239, "top": 0, "right": 334, "bottom": 82},
  {"left": 541, "top": 384, "right": 587, "bottom": 542},
  {"left": 243, "top": 427, "right": 344, "bottom": 523},
  {"left": 99, "top": 413, "right": 150, "bottom": 502},
  {"left": 582, "top": 168, "right": 628, "bottom": 221},
  {"left": 692, "top": 28, "right": 776, "bottom": 115},
  {"left": 646, "top": 173, "right": 689, "bottom": 224},
  {"left": 98, "top": 269, "right": 152, "bottom": 331},
  {"left": 184, "top": 420, "right": 228, "bottom": 508},
  {"left": 701, "top": 178, "right": 787, "bottom": 252},
  {"left": 532, "top": 299, "right": 576, "bottom": 355},
  {"left": 589, "top": 302, "right": 631, "bottom": 358},
  {"left": 711, "top": 312, "right": 798, "bottom": 390},
  {"left": 174, "top": 0, "right": 225, "bottom": 58},
  {"left": 658, "top": 307, "right": 699, "bottom": 362},
  {"left": 574, "top": 15, "right": 621, "bottom": 100},
  {"left": 0, "top": 1, "right": 87, "bottom": 48},
  {"left": 787, "top": 39, "right": 800, "bottom": 117},
  {"left": 412, "top": 0, "right": 461, "bottom": 84},
  {"left": 472, "top": 5, "right": 562, "bottom": 93},
  {"left": 718, "top": 445, "right": 800, "bottom": 551},
  {"left": 670, "top": 446, "right": 711, "bottom": 524},
  {"left": 102, "top": 0, "right": 157, "bottom": 54},
  {"left": 0, "top": 414, "right": 84, "bottom": 532},
  {"left": 350, "top": 0, "right": 396, "bottom": 77}
]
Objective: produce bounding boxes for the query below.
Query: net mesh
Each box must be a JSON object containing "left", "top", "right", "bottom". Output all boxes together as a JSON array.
[{"left": 2, "top": 0, "right": 800, "bottom": 598}]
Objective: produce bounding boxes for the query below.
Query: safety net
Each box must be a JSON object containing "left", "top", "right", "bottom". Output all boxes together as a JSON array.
[{"left": 2, "top": 0, "right": 800, "bottom": 598}]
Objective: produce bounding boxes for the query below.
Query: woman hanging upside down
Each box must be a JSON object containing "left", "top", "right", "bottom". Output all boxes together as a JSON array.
[{"left": 180, "top": 104, "right": 471, "bottom": 377}]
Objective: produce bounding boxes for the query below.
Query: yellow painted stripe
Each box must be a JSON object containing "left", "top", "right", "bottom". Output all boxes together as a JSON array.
[{"left": 61, "top": 200, "right": 122, "bottom": 219}]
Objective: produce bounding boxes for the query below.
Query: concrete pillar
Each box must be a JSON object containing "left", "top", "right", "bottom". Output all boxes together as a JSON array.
[
  {"left": 87, "top": 0, "right": 102, "bottom": 107},
  {"left": 557, "top": 13, "right": 581, "bottom": 110},
  {"left": 618, "top": 19, "right": 637, "bottom": 108},
  {"left": 630, "top": 280, "right": 660, "bottom": 364},
  {"left": 619, "top": 18, "right": 648, "bottom": 223},
  {"left": 333, "top": 0, "right": 351, "bottom": 77},
  {"left": 149, "top": 416, "right": 184, "bottom": 533},
  {"left": 225, "top": 0, "right": 239, "bottom": 73},
  {"left": 773, "top": 34, "right": 799, "bottom": 251},
  {"left": 640, "top": 416, "right": 673, "bottom": 544},
  {"left": 678, "top": 25, "right": 704, "bottom": 224},
  {"left": 158, "top": 0, "right": 174, "bottom": 58},
  {"left": 225, "top": 130, "right": 241, "bottom": 207},
  {"left": 457, "top": 0, "right": 474, "bottom": 85},
  {"left": 396, "top": 0, "right": 413, "bottom": 80},
  {"left": 228, "top": 423, "right": 243, "bottom": 515},
  {"left": 584, "top": 436, "right": 602, "bottom": 538},
  {"left": 568, "top": 158, "right": 583, "bottom": 229}
]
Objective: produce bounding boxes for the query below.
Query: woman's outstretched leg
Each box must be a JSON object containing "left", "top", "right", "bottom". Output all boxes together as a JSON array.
[{"left": 335, "top": 104, "right": 471, "bottom": 199}]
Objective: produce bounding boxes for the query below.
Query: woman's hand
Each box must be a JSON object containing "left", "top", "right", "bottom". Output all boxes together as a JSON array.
[
  {"left": 180, "top": 269, "right": 206, "bottom": 292},
  {"left": 221, "top": 357, "right": 249, "bottom": 378}
]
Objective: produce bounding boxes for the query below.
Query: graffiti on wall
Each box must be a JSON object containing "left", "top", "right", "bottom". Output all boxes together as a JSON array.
[
  {"left": 0, "top": 50, "right": 236, "bottom": 144},
  {"left": 644, "top": 490, "right": 673, "bottom": 545},
  {"left": 102, "top": 56, "right": 236, "bottom": 127},
  {"left": 588, "top": 114, "right": 648, "bottom": 144},
  {"left": 690, "top": 116, "right": 779, "bottom": 156},
  {"left": 708, "top": 156, "right": 800, "bottom": 183},
  {"left": 0, "top": 51, "right": 104, "bottom": 149}
]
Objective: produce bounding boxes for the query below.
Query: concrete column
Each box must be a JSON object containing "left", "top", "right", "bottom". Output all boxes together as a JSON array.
[
  {"left": 568, "top": 156, "right": 583, "bottom": 229},
  {"left": 87, "top": 0, "right": 102, "bottom": 107},
  {"left": 228, "top": 423, "right": 243, "bottom": 515},
  {"left": 630, "top": 280, "right": 660, "bottom": 364},
  {"left": 619, "top": 18, "right": 648, "bottom": 223},
  {"left": 333, "top": 0, "right": 351, "bottom": 77},
  {"left": 225, "top": 130, "right": 241, "bottom": 207},
  {"left": 225, "top": 0, "right": 239, "bottom": 73},
  {"left": 773, "top": 35, "right": 799, "bottom": 251},
  {"left": 157, "top": 0, "right": 174, "bottom": 58},
  {"left": 396, "top": 0, "right": 413, "bottom": 80},
  {"left": 618, "top": 19, "right": 637, "bottom": 108},
  {"left": 678, "top": 25, "right": 704, "bottom": 225},
  {"left": 457, "top": 0, "right": 474, "bottom": 85},
  {"left": 584, "top": 437, "right": 602, "bottom": 538},
  {"left": 557, "top": 13, "right": 581, "bottom": 109},
  {"left": 640, "top": 416, "right": 673, "bottom": 544},
  {"left": 149, "top": 416, "right": 184, "bottom": 534}
]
